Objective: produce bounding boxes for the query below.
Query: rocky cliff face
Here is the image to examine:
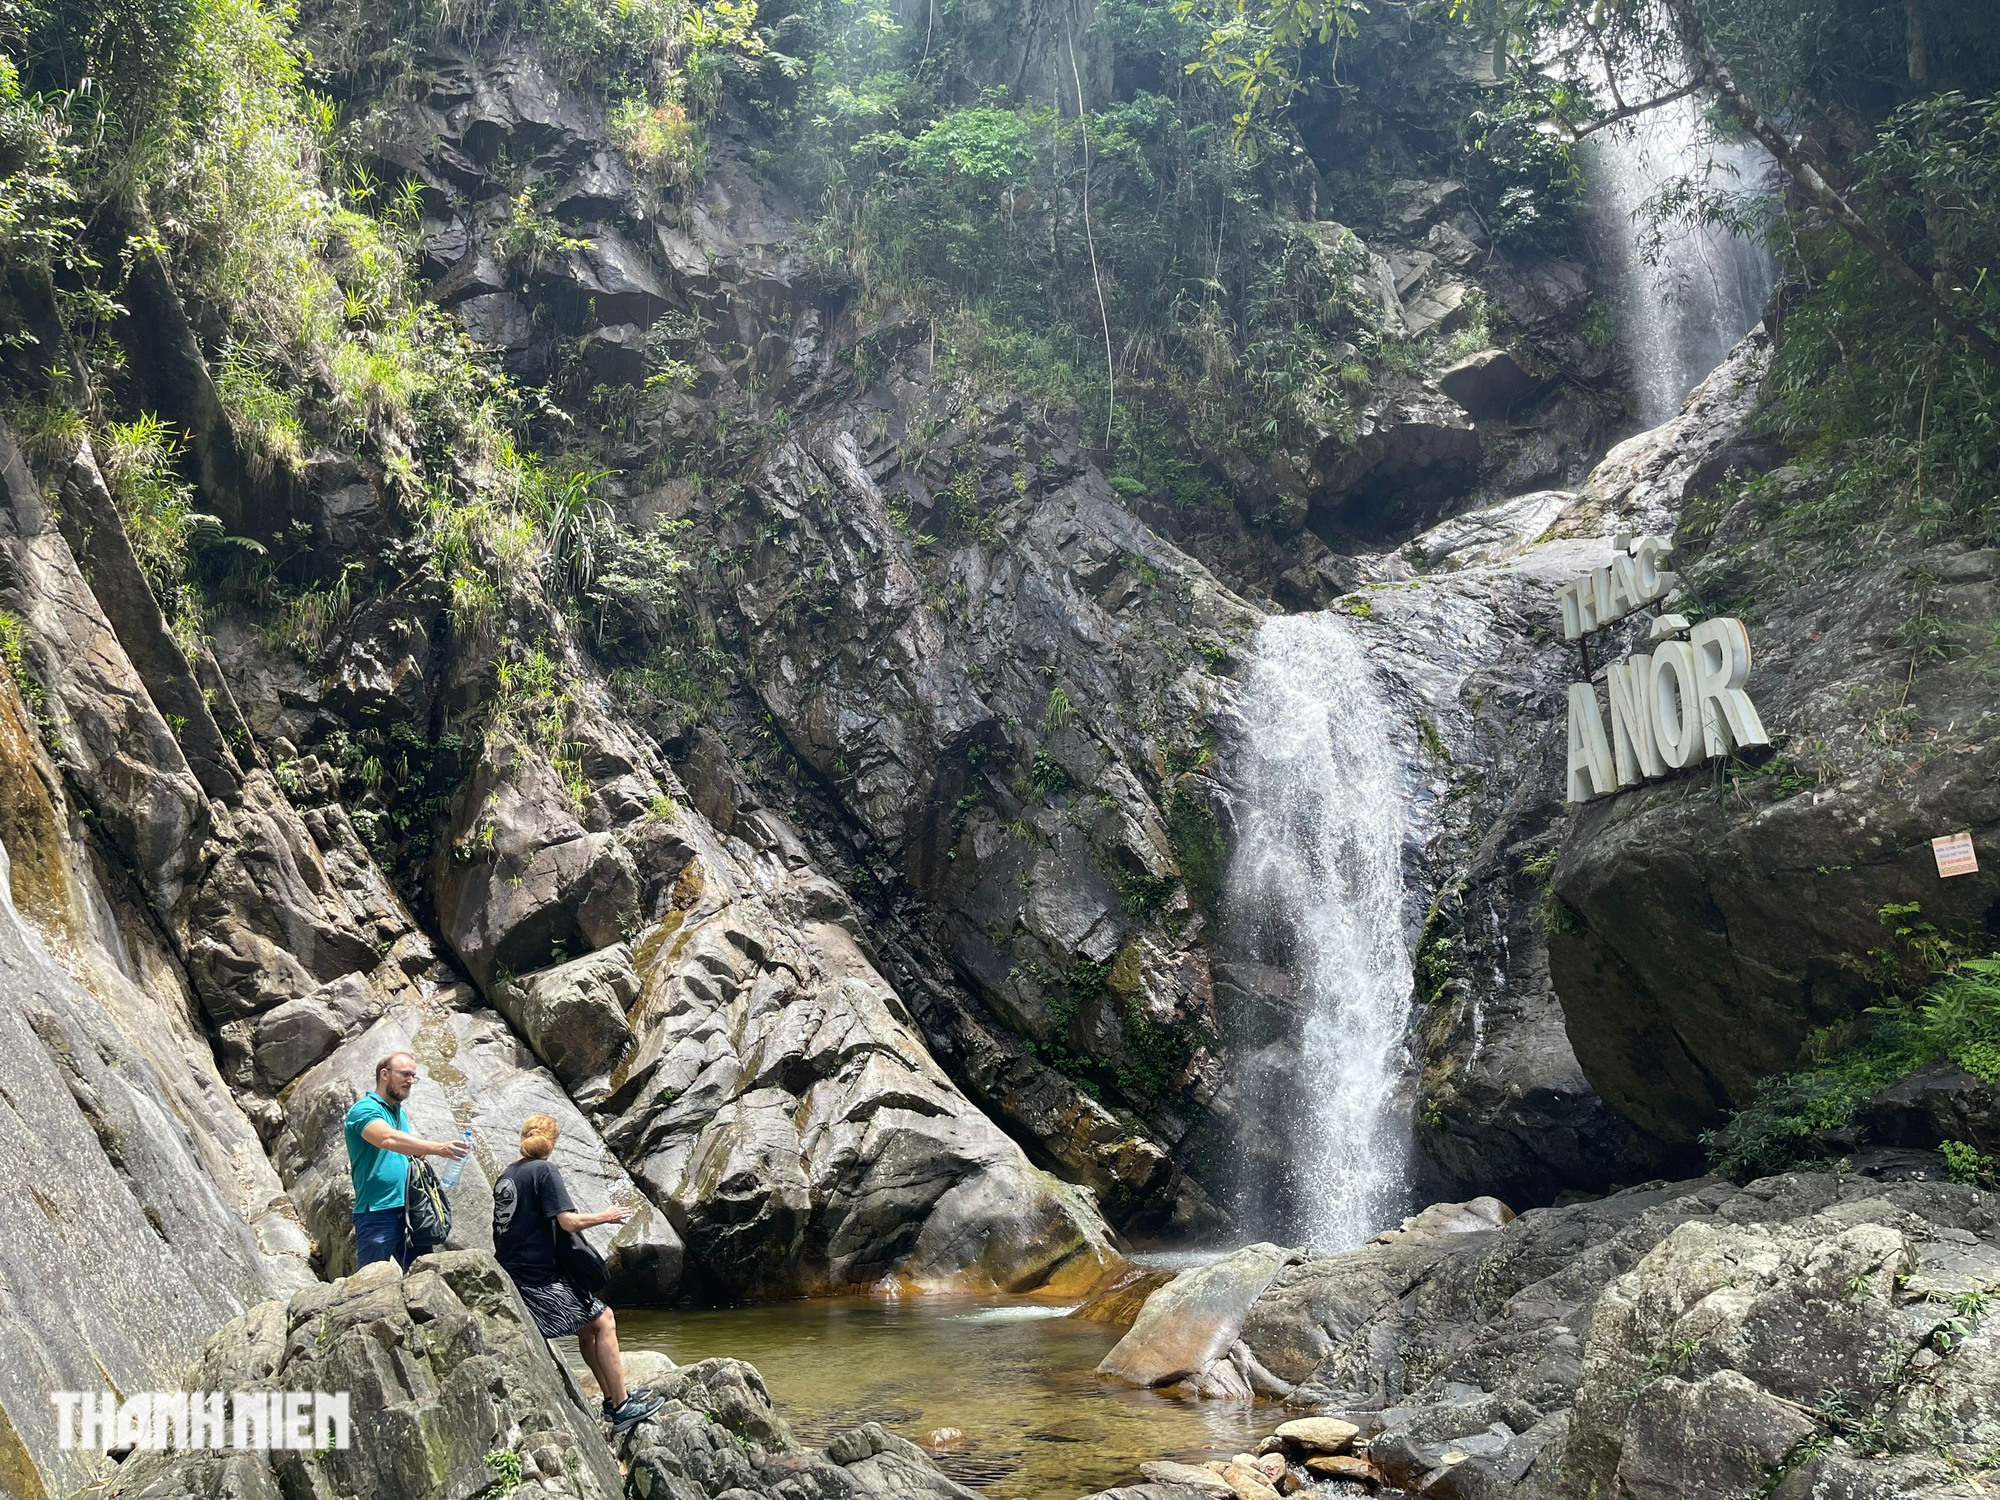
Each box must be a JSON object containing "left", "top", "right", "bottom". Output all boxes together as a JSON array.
[
  {"left": 1549, "top": 444, "right": 2000, "bottom": 1148},
  {"left": 8, "top": 0, "right": 1979, "bottom": 1492},
  {"left": 306, "top": 27, "right": 1660, "bottom": 1232}
]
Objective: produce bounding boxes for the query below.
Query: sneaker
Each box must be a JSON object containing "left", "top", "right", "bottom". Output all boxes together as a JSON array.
[
  {"left": 607, "top": 1393, "right": 663, "bottom": 1433},
  {"left": 601, "top": 1387, "right": 653, "bottom": 1419}
]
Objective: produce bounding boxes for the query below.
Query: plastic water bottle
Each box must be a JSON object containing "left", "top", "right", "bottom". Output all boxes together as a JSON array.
[{"left": 437, "top": 1128, "right": 473, "bottom": 1189}]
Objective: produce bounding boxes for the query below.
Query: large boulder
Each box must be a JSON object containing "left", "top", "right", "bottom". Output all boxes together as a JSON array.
[
  {"left": 493, "top": 944, "right": 641, "bottom": 1107},
  {"left": 1098, "top": 1243, "right": 1303, "bottom": 1387},
  {"left": 1548, "top": 348, "right": 2000, "bottom": 1144},
  {"left": 99, "top": 1251, "right": 627, "bottom": 1500},
  {"left": 594, "top": 843, "right": 1119, "bottom": 1300},
  {"left": 430, "top": 735, "right": 641, "bottom": 992}
]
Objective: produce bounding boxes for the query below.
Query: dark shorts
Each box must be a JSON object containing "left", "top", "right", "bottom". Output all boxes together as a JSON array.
[
  {"left": 354, "top": 1207, "right": 410, "bottom": 1271},
  {"left": 513, "top": 1276, "right": 607, "bottom": 1338}
]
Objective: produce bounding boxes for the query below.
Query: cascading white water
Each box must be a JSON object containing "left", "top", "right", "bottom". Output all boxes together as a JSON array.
[
  {"left": 1584, "top": 93, "right": 1778, "bottom": 425},
  {"left": 1226, "top": 613, "right": 1412, "bottom": 1251}
]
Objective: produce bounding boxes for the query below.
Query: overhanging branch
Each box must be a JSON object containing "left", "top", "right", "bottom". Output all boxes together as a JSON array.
[{"left": 1662, "top": 0, "right": 2000, "bottom": 367}]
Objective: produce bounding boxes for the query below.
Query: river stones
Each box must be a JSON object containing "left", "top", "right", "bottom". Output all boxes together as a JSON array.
[
  {"left": 1097, "top": 1244, "right": 1303, "bottom": 1386},
  {"left": 1210, "top": 1458, "right": 1282, "bottom": 1500},
  {"left": 1273, "top": 1417, "right": 1361, "bottom": 1454},
  {"left": 1139, "top": 1461, "right": 1235, "bottom": 1496},
  {"left": 1303, "top": 1454, "right": 1383, "bottom": 1484}
]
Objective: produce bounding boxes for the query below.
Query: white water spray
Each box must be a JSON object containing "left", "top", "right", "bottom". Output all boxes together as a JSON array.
[
  {"left": 1226, "top": 613, "right": 1412, "bottom": 1251},
  {"left": 1584, "top": 93, "right": 1778, "bottom": 425}
]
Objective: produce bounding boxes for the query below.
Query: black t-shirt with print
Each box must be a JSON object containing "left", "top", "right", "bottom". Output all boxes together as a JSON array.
[{"left": 492, "top": 1157, "right": 576, "bottom": 1286}]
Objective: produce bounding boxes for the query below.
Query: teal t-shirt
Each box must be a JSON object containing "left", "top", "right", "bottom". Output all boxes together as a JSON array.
[{"left": 343, "top": 1092, "right": 410, "bottom": 1213}]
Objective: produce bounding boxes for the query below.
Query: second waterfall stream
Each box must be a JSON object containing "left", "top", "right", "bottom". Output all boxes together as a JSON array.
[{"left": 1226, "top": 611, "right": 1414, "bottom": 1251}]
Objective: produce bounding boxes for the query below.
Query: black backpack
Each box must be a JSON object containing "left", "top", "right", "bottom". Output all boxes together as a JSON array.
[
  {"left": 406, "top": 1157, "right": 453, "bottom": 1253},
  {"left": 557, "top": 1226, "right": 611, "bottom": 1298}
]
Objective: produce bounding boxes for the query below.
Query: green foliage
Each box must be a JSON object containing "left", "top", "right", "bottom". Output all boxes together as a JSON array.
[
  {"left": 907, "top": 107, "right": 1040, "bottom": 185},
  {"left": 1028, "top": 747, "right": 1071, "bottom": 800},
  {"left": 1941, "top": 1139, "right": 1998, "bottom": 1188},
  {"left": 0, "top": 55, "right": 78, "bottom": 270},
  {"left": 213, "top": 343, "right": 307, "bottom": 477},
  {"left": 97, "top": 413, "right": 209, "bottom": 648},
  {"left": 1706, "top": 907, "right": 2000, "bottom": 1181},
  {"left": 1521, "top": 847, "right": 1576, "bottom": 936},
  {"left": 474, "top": 1447, "right": 523, "bottom": 1500},
  {"left": 1040, "top": 685, "right": 1073, "bottom": 736},
  {"left": 611, "top": 96, "right": 704, "bottom": 185},
  {"left": 1413, "top": 913, "right": 1454, "bottom": 1007},
  {"left": 788, "top": 0, "right": 1395, "bottom": 496},
  {"left": 1113, "top": 994, "right": 1199, "bottom": 1102},
  {"left": 495, "top": 192, "right": 590, "bottom": 276},
  {"left": 0, "top": 609, "right": 43, "bottom": 723},
  {"left": 1171, "top": 0, "right": 1365, "bottom": 138},
  {"left": 1764, "top": 91, "right": 2000, "bottom": 547},
  {"left": 1164, "top": 787, "right": 1224, "bottom": 918}
]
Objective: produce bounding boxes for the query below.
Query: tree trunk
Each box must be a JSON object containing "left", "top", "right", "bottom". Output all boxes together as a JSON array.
[{"left": 1662, "top": 0, "right": 2000, "bottom": 366}]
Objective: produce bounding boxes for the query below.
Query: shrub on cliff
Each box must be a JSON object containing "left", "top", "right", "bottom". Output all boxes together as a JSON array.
[{"left": 1707, "top": 905, "right": 2000, "bottom": 1181}]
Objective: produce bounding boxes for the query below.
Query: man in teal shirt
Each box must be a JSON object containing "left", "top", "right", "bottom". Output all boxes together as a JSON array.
[{"left": 343, "top": 1051, "right": 469, "bottom": 1270}]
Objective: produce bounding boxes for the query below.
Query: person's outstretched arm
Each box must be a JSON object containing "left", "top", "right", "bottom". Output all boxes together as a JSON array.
[
  {"left": 556, "top": 1204, "right": 634, "bottom": 1232},
  {"left": 360, "top": 1119, "right": 469, "bottom": 1160}
]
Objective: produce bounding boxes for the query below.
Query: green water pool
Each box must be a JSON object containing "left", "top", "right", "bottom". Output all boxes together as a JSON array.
[{"left": 609, "top": 1295, "right": 1265, "bottom": 1499}]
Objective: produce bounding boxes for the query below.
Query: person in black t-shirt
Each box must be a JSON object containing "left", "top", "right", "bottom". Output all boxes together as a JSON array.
[{"left": 493, "top": 1114, "right": 662, "bottom": 1433}]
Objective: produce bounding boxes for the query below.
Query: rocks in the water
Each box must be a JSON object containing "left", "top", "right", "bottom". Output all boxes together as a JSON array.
[
  {"left": 1069, "top": 1264, "right": 1177, "bottom": 1326},
  {"left": 1119, "top": 1173, "right": 2000, "bottom": 1500},
  {"left": 1097, "top": 1243, "right": 1304, "bottom": 1387},
  {"left": 1139, "top": 1460, "right": 1237, "bottom": 1496},
  {"left": 618, "top": 1364, "right": 981, "bottom": 1500},
  {"left": 1303, "top": 1454, "right": 1382, "bottom": 1484},
  {"left": 1272, "top": 1417, "right": 1361, "bottom": 1454},
  {"left": 1210, "top": 1456, "right": 1282, "bottom": 1500},
  {"left": 99, "top": 1251, "right": 628, "bottom": 1500}
]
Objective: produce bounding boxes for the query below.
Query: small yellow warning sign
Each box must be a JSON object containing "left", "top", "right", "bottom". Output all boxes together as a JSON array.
[{"left": 1933, "top": 831, "right": 1979, "bottom": 878}]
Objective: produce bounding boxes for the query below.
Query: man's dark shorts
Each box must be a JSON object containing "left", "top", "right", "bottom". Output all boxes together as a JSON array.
[{"left": 354, "top": 1207, "right": 410, "bottom": 1270}]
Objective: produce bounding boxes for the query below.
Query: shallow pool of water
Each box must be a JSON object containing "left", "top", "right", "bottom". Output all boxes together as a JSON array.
[{"left": 612, "top": 1296, "right": 1265, "bottom": 1499}]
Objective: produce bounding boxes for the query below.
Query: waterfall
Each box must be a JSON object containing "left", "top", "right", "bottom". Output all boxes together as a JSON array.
[
  {"left": 1226, "top": 613, "right": 1413, "bottom": 1251},
  {"left": 1583, "top": 93, "right": 1778, "bottom": 426}
]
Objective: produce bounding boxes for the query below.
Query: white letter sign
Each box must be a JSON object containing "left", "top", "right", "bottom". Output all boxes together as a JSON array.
[{"left": 1560, "top": 538, "right": 1769, "bottom": 803}]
